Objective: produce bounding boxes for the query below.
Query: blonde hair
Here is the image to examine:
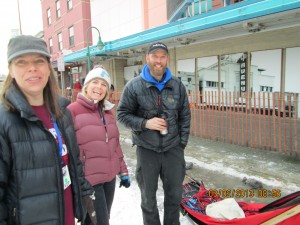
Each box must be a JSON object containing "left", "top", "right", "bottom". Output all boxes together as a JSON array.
[{"left": 81, "top": 82, "right": 108, "bottom": 112}]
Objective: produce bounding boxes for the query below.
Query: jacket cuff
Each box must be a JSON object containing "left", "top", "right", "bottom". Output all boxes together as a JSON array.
[
  {"left": 141, "top": 119, "right": 148, "bottom": 131},
  {"left": 179, "top": 143, "right": 186, "bottom": 149},
  {"left": 119, "top": 172, "right": 128, "bottom": 177}
]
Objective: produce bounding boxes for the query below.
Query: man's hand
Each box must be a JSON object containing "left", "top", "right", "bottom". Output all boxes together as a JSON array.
[{"left": 145, "top": 117, "right": 167, "bottom": 132}]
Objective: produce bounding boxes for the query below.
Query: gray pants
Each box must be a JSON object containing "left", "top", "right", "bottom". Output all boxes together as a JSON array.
[
  {"left": 84, "top": 178, "right": 116, "bottom": 225},
  {"left": 136, "top": 146, "right": 185, "bottom": 225}
]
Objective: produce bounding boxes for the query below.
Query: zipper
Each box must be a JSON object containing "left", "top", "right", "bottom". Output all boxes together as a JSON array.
[
  {"left": 13, "top": 207, "right": 16, "bottom": 222},
  {"left": 98, "top": 106, "right": 109, "bottom": 143},
  {"left": 158, "top": 94, "right": 161, "bottom": 106},
  {"left": 157, "top": 93, "right": 163, "bottom": 151},
  {"left": 82, "top": 151, "right": 86, "bottom": 174},
  {"left": 55, "top": 119, "right": 68, "bottom": 224}
]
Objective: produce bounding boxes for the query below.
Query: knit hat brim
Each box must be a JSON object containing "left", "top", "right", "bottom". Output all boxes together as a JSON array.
[{"left": 83, "top": 67, "right": 111, "bottom": 89}]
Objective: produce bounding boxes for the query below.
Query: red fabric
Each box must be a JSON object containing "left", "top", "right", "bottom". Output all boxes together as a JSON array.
[
  {"left": 33, "top": 105, "right": 75, "bottom": 225},
  {"left": 182, "top": 203, "right": 299, "bottom": 225},
  {"left": 181, "top": 181, "right": 300, "bottom": 225},
  {"left": 74, "top": 81, "right": 82, "bottom": 90}
]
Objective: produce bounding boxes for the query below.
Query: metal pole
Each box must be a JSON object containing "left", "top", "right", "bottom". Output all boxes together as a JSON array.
[
  {"left": 17, "top": 0, "right": 22, "bottom": 34},
  {"left": 86, "top": 26, "right": 101, "bottom": 72},
  {"left": 61, "top": 71, "right": 65, "bottom": 96},
  {"left": 87, "top": 41, "right": 91, "bottom": 72}
]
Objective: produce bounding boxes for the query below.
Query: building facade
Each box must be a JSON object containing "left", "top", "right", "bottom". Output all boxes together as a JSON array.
[
  {"left": 40, "top": 0, "right": 300, "bottom": 156},
  {"left": 41, "top": 0, "right": 93, "bottom": 88}
]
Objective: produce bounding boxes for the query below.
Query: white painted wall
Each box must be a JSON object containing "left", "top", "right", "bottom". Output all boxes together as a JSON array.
[
  {"left": 90, "top": 0, "right": 143, "bottom": 43},
  {"left": 124, "top": 65, "right": 142, "bottom": 84}
]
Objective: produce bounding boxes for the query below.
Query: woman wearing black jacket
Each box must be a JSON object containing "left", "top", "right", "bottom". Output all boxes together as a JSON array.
[{"left": 0, "top": 35, "right": 96, "bottom": 225}]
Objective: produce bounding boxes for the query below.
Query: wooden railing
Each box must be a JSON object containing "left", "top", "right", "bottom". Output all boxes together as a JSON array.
[
  {"left": 189, "top": 91, "right": 299, "bottom": 157},
  {"left": 68, "top": 89, "right": 299, "bottom": 157}
]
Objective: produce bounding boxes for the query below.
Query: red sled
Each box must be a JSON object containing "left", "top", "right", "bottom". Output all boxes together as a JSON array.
[{"left": 181, "top": 176, "right": 300, "bottom": 225}]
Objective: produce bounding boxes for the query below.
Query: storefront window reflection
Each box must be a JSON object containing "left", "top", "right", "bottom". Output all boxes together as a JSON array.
[{"left": 285, "top": 47, "right": 300, "bottom": 93}]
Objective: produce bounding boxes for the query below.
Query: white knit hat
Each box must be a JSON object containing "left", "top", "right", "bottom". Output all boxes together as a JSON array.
[{"left": 83, "top": 67, "right": 111, "bottom": 88}]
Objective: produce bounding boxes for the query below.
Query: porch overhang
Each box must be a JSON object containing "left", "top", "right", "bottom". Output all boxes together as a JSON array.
[{"left": 64, "top": 0, "right": 300, "bottom": 63}]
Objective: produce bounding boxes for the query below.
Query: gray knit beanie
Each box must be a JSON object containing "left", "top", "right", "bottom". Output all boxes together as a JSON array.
[{"left": 7, "top": 35, "right": 51, "bottom": 63}]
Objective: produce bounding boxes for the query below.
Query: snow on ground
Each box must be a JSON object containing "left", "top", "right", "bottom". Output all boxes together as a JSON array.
[
  {"left": 110, "top": 158, "right": 192, "bottom": 225},
  {"left": 109, "top": 136, "right": 193, "bottom": 224},
  {"left": 77, "top": 132, "right": 300, "bottom": 225}
]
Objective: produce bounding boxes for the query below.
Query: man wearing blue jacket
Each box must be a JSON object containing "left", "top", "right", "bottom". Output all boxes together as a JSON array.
[{"left": 117, "top": 42, "right": 191, "bottom": 225}]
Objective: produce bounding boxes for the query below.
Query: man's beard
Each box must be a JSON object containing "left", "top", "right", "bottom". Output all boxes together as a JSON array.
[{"left": 149, "top": 63, "right": 166, "bottom": 78}]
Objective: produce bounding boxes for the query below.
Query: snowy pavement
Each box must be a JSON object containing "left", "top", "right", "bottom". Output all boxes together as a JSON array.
[
  {"left": 110, "top": 147, "right": 192, "bottom": 225},
  {"left": 106, "top": 124, "right": 300, "bottom": 224}
]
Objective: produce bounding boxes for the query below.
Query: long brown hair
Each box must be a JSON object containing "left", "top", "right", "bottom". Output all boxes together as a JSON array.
[{"left": 0, "top": 62, "right": 63, "bottom": 119}]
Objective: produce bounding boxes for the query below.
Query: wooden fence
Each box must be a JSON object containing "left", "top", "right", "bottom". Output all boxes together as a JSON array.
[
  {"left": 70, "top": 89, "right": 299, "bottom": 157},
  {"left": 189, "top": 91, "right": 299, "bottom": 157}
]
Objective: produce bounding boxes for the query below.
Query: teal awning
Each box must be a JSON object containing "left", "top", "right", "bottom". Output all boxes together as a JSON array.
[{"left": 64, "top": 0, "right": 300, "bottom": 63}]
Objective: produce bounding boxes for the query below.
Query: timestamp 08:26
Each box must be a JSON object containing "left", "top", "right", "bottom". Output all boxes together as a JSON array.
[{"left": 207, "top": 189, "right": 281, "bottom": 199}]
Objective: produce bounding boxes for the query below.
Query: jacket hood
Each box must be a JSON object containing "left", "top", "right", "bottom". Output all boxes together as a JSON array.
[{"left": 140, "top": 64, "right": 172, "bottom": 91}]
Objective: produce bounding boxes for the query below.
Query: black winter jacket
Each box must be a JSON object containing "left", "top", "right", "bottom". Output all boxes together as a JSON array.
[
  {"left": 117, "top": 75, "right": 191, "bottom": 152},
  {"left": 0, "top": 85, "right": 93, "bottom": 225}
]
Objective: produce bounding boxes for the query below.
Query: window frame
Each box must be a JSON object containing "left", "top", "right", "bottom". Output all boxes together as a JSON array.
[
  {"left": 49, "top": 38, "right": 53, "bottom": 54},
  {"left": 58, "top": 32, "right": 63, "bottom": 51},
  {"left": 67, "top": 0, "right": 73, "bottom": 10},
  {"left": 47, "top": 8, "right": 51, "bottom": 25},
  {"left": 56, "top": 0, "right": 61, "bottom": 19},
  {"left": 69, "top": 26, "right": 74, "bottom": 47}
]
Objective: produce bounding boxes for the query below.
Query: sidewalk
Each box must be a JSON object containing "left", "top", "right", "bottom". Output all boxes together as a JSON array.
[{"left": 118, "top": 123, "right": 300, "bottom": 204}]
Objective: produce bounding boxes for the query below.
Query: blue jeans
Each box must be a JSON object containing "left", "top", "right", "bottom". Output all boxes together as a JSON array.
[{"left": 84, "top": 178, "right": 116, "bottom": 225}]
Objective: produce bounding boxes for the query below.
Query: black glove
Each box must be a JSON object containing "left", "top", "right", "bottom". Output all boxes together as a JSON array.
[
  {"left": 83, "top": 194, "right": 97, "bottom": 225},
  {"left": 119, "top": 175, "right": 131, "bottom": 188},
  {"left": 179, "top": 143, "right": 186, "bottom": 149}
]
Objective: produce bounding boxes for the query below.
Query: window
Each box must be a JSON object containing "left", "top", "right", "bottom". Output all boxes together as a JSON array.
[
  {"left": 199, "top": 81, "right": 203, "bottom": 88},
  {"left": 285, "top": 47, "right": 300, "bottom": 93},
  {"left": 49, "top": 38, "right": 53, "bottom": 54},
  {"left": 206, "top": 81, "right": 219, "bottom": 88},
  {"left": 251, "top": 49, "right": 281, "bottom": 93},
  {"left": 260, "top": 86, "right": 273, "bottom": 92},
  {"left": 69, "top": 26, "right": 74, "bottom": 47},
  {"left": 205, "top": 81, "right": 223, "bottom": 88},
  {"left": 56, "top": 0, "right": 61, "bottom": 18},
  {"left": 47, "top": 8, "right": 51, "bottom": 25},
  {"left": 58, "top": 33, "right": 63, "bottom": 51},
  {"left": 67, "top": 0, "right": 73, "bottom": 10}
]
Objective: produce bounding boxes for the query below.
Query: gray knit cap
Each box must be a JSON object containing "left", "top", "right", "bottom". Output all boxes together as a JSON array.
[{"left": 7, "top": 35, "right": 51, "bottom": 63}]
